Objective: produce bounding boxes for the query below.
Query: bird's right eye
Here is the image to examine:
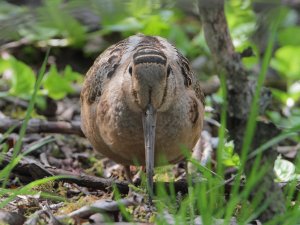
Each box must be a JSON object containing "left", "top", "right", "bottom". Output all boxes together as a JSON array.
[
  {"left": 129, "top": 66, "right": 132, "bottom": 75},
  {"left": 167, "top": 65, "right": 172, "bottom": 77}
]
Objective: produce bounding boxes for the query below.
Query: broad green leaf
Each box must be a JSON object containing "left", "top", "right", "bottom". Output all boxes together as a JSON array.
[
  {"left": 19, "top": 25, "right": 59, "bottom": 41},
  {"left": 225, "top": 0, "right": 255, "bottom": 48},
  {"left": 271, "top": 88, "right": 289, "bottom": 104},
  {"left": 222, "top": 141, "right": 240, "bottom": 167},
  {"left": 0, "top": 58, "right": 10, "bottom": 73},
  {"left": 92, "top": 0, "right": 129, "bottom": 26},
  {"left": 142, "top": 15, "right": 169, "bottom": 35},
  {"left": 1, "top": 49, "right": 50, "bottom": 188},
  {"left": 2, "top": 58, "right": 35, "bottom": 98},
  {"left": 278, "top": 26, "right": 300, "bottom": 46},
  {"left": 126, "top": 0, "right": 152, "bottom": 17},
  {"left": 271, "top": 46, "right": 300, "bottom": 79},
  {"left": 43, "top": 65, "right": 74, "bottom": 100},
  {"left": 63, "top": 65, "right": 83, "bottom": 83}
]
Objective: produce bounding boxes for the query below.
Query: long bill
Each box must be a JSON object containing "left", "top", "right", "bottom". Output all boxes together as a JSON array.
[{"left": 142, "top": 103, "right": 157, "bottom": 203}]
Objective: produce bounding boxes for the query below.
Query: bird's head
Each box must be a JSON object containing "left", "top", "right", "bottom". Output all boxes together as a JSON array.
[{"left": 125, "top": 47, "right": 174, "bottom": 112}]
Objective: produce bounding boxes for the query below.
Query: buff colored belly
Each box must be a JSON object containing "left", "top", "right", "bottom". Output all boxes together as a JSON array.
[{"left": 96, "top": 92, "right": 201, "bottom": 166}]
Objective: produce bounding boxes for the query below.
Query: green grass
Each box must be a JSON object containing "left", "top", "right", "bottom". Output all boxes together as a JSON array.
[
  {"left": 0, "top": 49, "right": 50, "bottom": 187},
  {"left": 0, "top": 49, "right": 69, "bottom": 208}
]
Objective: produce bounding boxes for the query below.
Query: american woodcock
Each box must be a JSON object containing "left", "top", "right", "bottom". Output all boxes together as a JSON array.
[{"left": 80, "top": 34, "right": 205, "bottom": 198}]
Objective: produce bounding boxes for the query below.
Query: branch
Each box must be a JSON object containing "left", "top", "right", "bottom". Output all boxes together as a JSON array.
[
  {"left": 0, "top": 118, "right": 84, "bottom": 137},
  {"left": 197, "top": 0, "right": 286, "bottom": 221},
  {"left": 198, "top": 0, "right": 252, "bottom": 122},
  {"left": 0, "top": 151, "right": 129, "bottom": 194}
]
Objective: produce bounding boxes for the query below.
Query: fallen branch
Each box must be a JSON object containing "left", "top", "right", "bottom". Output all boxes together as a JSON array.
[
  {"left": 0, "top": 151, "right": 191, "bottom": 195},
  {"left": 0, "top": 118, "right": 84, "bottom": 137},
  {"left": 0, "top": 37, "right": 31, "bottom": 52},
  {"left": 0, "top": 151, "right": 129, "bottom": 194},
  {"left": 0, "top": 151, "right": 234, "bottom": 195}
]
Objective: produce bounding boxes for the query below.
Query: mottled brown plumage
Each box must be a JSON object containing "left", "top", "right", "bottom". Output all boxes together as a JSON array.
[{"left": 80, "top": 34, "right": 204, "bottom": 193}]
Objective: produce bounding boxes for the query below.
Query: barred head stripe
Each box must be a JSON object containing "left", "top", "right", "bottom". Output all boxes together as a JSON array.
[
  {"left": 134, "top": 56, "right": 167, "bottom": 65},
  {"left": 134, "top": 54, "right": 166, "bottom": 61},
  {"left": 133, "top": 46, "right": 167, "bottom": 65},
  {"left": 133, "top": 50, "right": 167, "bottom": 60}
]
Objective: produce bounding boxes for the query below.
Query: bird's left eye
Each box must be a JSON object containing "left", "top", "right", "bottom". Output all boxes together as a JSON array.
[
  {"left": 167, "top": 65, "right": 172, "bottom": 77},
  {"left": 129, "top": 66, "right": 133, "bottom": 75}
]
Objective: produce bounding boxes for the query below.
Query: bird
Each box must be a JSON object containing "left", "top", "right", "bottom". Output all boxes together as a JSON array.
[{"left": 80, "top": 34, "right": 205, "bottom": 201}]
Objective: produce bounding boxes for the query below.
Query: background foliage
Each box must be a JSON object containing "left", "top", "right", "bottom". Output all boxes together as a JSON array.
[{"left": 0, "top": 0, "right": 300, "bottom": 224}]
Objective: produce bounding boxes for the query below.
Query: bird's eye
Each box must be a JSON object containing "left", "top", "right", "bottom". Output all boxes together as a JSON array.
[
  {"left": 167, "top": 65, "right": 171, "bottom": 77},
  {"left": 129, "top": 66, "right": 132, "bottom": 75}
]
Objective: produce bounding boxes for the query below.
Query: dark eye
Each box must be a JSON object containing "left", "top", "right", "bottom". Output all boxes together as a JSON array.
[
  {"left": 167, "top": 65, "right": 171, "bottom": 77},
  {"left": 129, "top": 66, "right": 132, "bottom": 75}
]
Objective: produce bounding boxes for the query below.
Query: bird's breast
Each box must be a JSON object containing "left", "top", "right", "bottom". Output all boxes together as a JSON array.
[{"left": 96, "top": 88, "right": 202, "bottom": 166}]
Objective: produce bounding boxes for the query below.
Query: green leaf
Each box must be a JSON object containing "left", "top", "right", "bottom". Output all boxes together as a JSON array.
[
  {"left": 63, "top": 65, "right": 83, "bottom": 83},
  {"left": 43, "top": 65, "right": 74, "bottom": 100},
  {"left": 167, "top": 25, "right": 191, "bottom": 56},
  {"left": 274, "top": 156, "right": 299, "bottom": 182},
  {"left": 93, "top": 0, "right": 129, "bottom": 26},
  {"left": 126, "top": 0, "right": 152, "bottom": 18},
  {"left": 0, "top": 58, "right": 10, "bottom": 73},
  {"left": 142, "top": 15, "right": 169, "bottom": 36},
  {"left": 271, "top": 88, "right": 289, "bottom": 104},
  {"left": 0, "top": 49, "right": 50, "bottom": 188},
  {"left": 36, "top": 0, "right": 86, "bottom": 47},
  {"left": 1, "top": 58, "right": 36, "bottom": 99},
  {"left": 222, "top": 141, "right": 240, "bottom": 167},
  {"left": 101, "top": 17, "right": 143, "bottom": 34},
  {"left": 278, "top": 26, "right": 300, "bottom": 46},
  {"left": 225, "top": 0, "right": 255, "bottom": 48},
  {"left": 19, "top": 25, "right": 59, "bottom": 41},
  {"left": 271, "top": 46, "right": 300, "bottom": 79}
]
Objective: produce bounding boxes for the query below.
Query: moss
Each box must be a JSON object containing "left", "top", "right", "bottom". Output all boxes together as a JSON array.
[{"left": 57, "top": 195, "right": 103, "bottom": 214}]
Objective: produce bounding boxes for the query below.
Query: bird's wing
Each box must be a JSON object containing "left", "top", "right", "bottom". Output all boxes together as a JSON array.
[
  {"left": 155, "top": 36, "right": 205, "bottom": 105},
  {"left": 80, "top": 38, "right": 129, "bottom": 104}
]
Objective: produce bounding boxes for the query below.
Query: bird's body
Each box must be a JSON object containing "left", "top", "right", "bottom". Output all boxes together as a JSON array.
[{"left": 81, "top": 34, "right": 204, "bottom": 167}]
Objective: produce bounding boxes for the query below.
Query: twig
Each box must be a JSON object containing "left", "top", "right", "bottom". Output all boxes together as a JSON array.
[
  {"left": 0, "top": 118, "right": 84, "bottom": 137},
  {"left": 160, "top": 211, "right": 255, "bottom": 225},
  {"left": 200, "top": 75, "right": 220, "bottom": 95},
  {"left": 0, "top": 38, "right": 30, "bottom": 52},
  {"left": 58, "top": 194, "right": 143, "bottom": 220},
  {"left": 24, "top": 202, "right": 64, "bottom": 225},
  {"left": 0, "top": 96, "right": 29, "bottom": 108}
]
